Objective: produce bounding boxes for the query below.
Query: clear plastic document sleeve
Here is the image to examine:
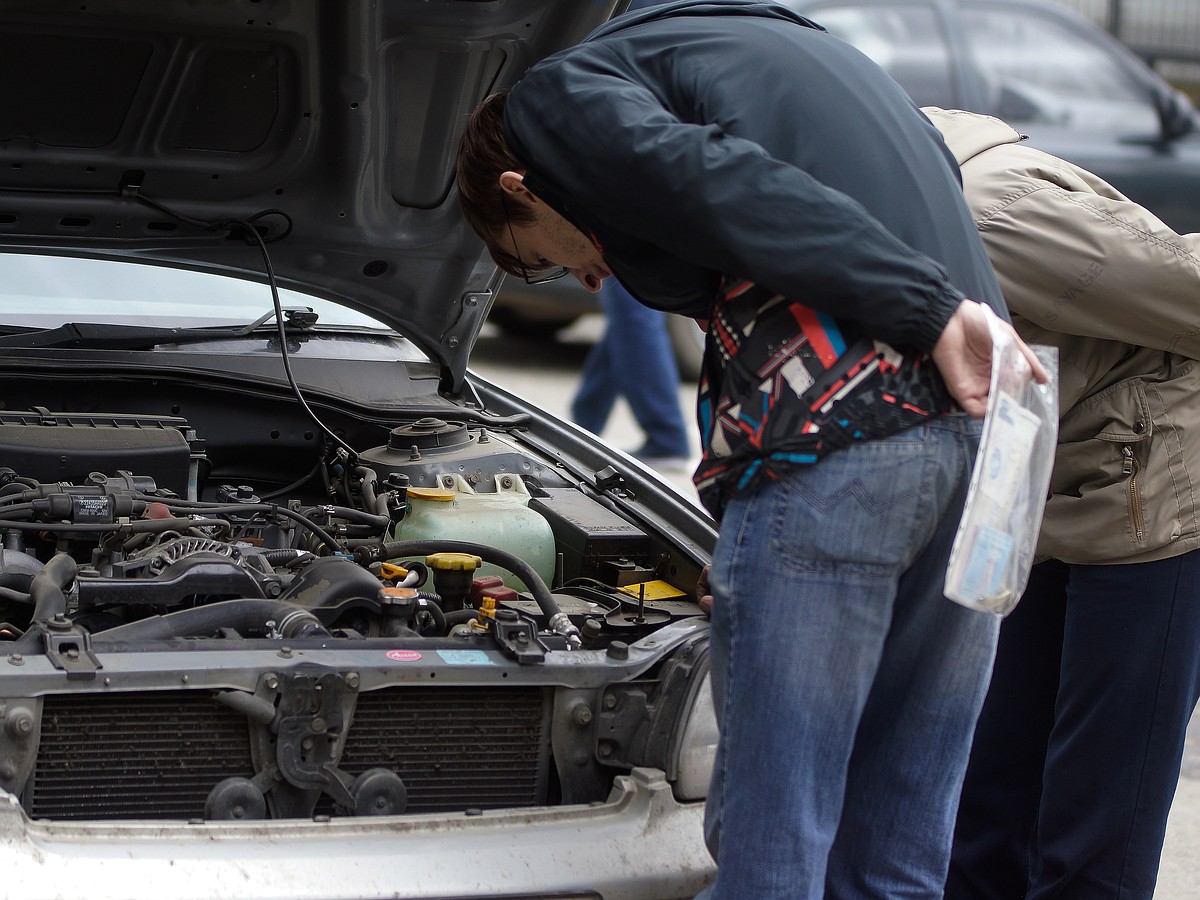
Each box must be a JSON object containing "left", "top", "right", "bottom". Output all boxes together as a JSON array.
[{"left": 944, "top": 304, "right": 1058, "bottom": 616}]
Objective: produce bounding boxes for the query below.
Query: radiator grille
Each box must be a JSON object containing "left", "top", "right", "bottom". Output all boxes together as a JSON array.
[
  {"left": 31, "top": 692, "right": 254, "bottom": 821},
  {"left": 335, "top": 685, "right": 552, "bottom": 813},
  {"left": 29, "top": 685, "right": 553, "bottom": 820}
]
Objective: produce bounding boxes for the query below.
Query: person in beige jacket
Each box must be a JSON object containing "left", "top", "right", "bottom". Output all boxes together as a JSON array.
[{"left": 926, "top": 107, "right": 1200, "bottom": 899}]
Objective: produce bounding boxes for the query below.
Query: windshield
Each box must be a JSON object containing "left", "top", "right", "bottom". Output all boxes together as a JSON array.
[{"left": 0, "top": 252, "right": 394, "bottom": 330}]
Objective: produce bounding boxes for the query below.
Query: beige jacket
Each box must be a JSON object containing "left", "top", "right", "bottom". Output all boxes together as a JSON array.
[{"left": 927, "top": 107, "right": 1200, "bottom": 564}]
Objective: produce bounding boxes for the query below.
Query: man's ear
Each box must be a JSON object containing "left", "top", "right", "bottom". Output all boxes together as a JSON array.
[{"left": 498, "top": 170, "right": 534, "bottom": 201}]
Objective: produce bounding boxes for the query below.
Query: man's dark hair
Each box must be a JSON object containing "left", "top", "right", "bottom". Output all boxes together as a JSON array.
[{"left": 455, "top": 89, "right": 533, "bottom": 278}]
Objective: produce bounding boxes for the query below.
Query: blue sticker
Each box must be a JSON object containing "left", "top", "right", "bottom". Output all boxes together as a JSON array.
[{"left": 436, "top": 650, "right": 494, "bottom": 666}]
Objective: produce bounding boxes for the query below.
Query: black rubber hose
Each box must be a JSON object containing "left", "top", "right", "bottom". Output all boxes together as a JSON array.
[
  {"left": 92, "top": 599, "right": 329, "bottom": 642},
  {"left": 28, "top": 552, "right": 77, "bottom": 624},
  {"left": 413, "top": 593, "right": 447, "bottom": 635},
  {"left": 354, "top": 467, "right": 391, "bottom": 519},
  {"left": 443, "top": 608, "right": 479, "bottom": 627},
  {"left": 0, "top": 585, "right": 30, "bottom": 604},
  {"left": 321, "top": 506, "right": 392, "bottom": 529}
]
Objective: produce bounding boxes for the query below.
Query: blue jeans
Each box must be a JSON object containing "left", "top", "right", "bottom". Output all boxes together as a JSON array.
[
  {"left": 697, "top": 417, "right": 997, "bottom": 899},
  {"left": 947, "top": 553, "right": 1200, "bottom": 899},
  {"left": 571, "top": 279, "right": 691, "bottom": 459}
]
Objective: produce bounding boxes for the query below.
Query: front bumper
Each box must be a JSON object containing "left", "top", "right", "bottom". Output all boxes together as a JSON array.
[{"left": 3, "top": 767, "right": 713, "bottom": 900}]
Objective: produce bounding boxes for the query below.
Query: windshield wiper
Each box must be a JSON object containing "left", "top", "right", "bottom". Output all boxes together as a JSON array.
[{"left": 0, "top": 309, "right": 320, "bottom": 350}]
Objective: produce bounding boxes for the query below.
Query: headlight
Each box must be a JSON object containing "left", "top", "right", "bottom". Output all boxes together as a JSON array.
[{"left": 672, "top": 669, "right": 717, "bottom": 801}]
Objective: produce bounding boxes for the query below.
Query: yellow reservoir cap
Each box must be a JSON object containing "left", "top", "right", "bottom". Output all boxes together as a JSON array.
[{"left": 426, "top": 551, "right": 483, "bottom": 571}]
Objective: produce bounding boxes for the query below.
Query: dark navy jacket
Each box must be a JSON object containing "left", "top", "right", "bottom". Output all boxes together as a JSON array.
[{"left": 503, "top": 0, "right": 1006, "bottom": 353}]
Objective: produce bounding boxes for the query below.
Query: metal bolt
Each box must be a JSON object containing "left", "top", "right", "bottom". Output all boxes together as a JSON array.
[
  {"left": 571, "top": 704, "right": 593, "bottom": 727},
  {"left": 500, "top": 476, "right": 513, "bottom": 489},
  {"left": 598, "top": 743, "right": 613, "bottom": 758},
  {"left": 346, "top": 672, "right": 360, "bottom": 690},
  {"left": 312, "top": 717, "right": 327, "bottom": 733},
  {"left": 181, "top": 674, "right": 189, "bottom": 684},
  {"left": 103, "top": 677, "right": 112, "bottom": 687},
  {"left": 278, "top": 647, "right": 293, "bottom": 659},
  {"left": 7, "top": 654, "right": 23, "bottom": 667},
  {"left": 603, "top": 694, "right": 617, "bottom": 710},
  {"left": 265, "top": 674, "right": 280, "bottom": 690},
  {"left": 6, "top": 710, "right": 34, "bottom": 737}
]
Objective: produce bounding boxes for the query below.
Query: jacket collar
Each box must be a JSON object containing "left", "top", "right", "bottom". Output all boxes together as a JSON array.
[{"left": 922, "top": 107, "right": 1025, "bottom": 166}]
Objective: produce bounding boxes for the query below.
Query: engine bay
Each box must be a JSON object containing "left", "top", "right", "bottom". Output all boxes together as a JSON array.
[
  {"left": 0, "top": 404, "right": 704, "bottom": 658},
  {"left": 0, "top": 375, "right": 712, "bottom": 823}
]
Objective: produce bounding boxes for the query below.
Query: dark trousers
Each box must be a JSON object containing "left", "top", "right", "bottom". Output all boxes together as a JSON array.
[{"left": 946, "top": 553, "right": 1200, "bottom": 899}]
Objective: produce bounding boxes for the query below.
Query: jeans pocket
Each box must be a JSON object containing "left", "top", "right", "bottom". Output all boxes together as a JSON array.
[{"left": 765, "top": 429, "right": 940, "bottom": 575}]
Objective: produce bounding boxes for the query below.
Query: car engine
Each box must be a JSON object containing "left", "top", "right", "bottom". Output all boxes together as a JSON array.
[{"left": 0, "top": 394, "right": 711, "bottom": 823}]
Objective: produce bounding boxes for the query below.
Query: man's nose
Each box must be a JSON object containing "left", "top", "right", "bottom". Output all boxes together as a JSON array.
[{"left": 572, "top": 269, "right": 606, "bottom": 293}]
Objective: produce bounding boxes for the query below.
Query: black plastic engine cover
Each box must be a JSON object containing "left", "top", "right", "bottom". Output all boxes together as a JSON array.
[{"left": 0, "top": 409, "right": 194, "bottom": 495}]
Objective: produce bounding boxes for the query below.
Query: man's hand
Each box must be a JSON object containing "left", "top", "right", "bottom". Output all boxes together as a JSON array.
[
  {"left": 697, "top": 564, "right": 712, "bottom": 616},
  {"left": 932, "top": 300, "right": 1049, "bottom": 417}
]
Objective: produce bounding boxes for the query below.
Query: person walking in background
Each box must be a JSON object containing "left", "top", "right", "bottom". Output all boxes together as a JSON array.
[
  {"left": 567, "top": 0, "right": 691, "bottom": 473},
  {"left": 927, "top": 106, "right": 1200, "bottom": 900},
  {"left": 455, "top": 2, "right": 1046, "bottom": 896},
  {"left": 570, "top": 277, "right": 692, "bottom": 470}
]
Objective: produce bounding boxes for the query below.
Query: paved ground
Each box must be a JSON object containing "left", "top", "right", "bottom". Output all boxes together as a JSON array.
[{"left": 473, "top": 314, "right": 1200, "bottom": 896}]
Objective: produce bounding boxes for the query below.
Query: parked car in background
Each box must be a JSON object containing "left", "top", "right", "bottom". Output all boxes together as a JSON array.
[
  {"left": 0, "top": 2, "right": 718, "bottom": 898},
  {"left": 780, "top": 0, "right": 1200, "bottom": 233},
  {"left": 493, "top": 0, "right": 1200, "bottom": 367}
]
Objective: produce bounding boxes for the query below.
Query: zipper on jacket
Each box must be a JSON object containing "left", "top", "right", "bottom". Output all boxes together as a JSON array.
[{"left": 1122, "top": 446, "right": 1146, "bottom": 542}]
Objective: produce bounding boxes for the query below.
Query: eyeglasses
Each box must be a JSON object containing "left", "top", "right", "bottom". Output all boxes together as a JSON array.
[{"left": 499, "top": 191, "right": 570, "bottom": 285}]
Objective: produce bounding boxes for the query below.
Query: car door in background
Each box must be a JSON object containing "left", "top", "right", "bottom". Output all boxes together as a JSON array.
[{"left": 788, "top": 0, "right": 1200, "bottom": 232}]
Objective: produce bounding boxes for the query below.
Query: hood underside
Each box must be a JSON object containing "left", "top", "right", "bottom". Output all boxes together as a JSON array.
[{"left": 0, "top": 0, "right": 620, "bottom": 389}]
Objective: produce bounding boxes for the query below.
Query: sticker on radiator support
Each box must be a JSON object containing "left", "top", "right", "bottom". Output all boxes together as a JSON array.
[
  {"left": 386, "top": 649, "right": 423, "bottom": 662},
  {"left": 436, "top": 650, "right": 494, "bottom": 666}
]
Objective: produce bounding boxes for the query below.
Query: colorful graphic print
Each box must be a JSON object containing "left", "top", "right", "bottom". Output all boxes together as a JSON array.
[{"left": 693, "top": 280, "right": 953, "bottom": 518}]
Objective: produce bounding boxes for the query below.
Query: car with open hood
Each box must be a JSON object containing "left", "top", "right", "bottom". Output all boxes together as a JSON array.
[{"left": 0, "top": 2, "right": 718, "bottom": 898}]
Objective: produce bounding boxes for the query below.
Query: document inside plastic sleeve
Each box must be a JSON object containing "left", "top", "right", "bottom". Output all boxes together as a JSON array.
[{"left": 944, "top": 305, "right": 1058, "bottom": 616}]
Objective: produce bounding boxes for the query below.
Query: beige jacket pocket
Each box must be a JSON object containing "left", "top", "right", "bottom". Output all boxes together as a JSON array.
[{"left": 1039, "top": 370, "right": 1200, "bottom": 564}]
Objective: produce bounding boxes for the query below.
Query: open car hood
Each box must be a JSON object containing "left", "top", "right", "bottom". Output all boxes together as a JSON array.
[{"left": 0, "top": 0, "right": 619, "bottom": 391}]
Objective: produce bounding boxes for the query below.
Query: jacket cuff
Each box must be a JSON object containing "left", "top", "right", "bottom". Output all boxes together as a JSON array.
[{"left": 915, "top": 289, "right": 965, "bottom": 352}]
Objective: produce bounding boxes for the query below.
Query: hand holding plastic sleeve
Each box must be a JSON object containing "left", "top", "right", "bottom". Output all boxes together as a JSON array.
[{"left": 933, "top": 300, "right": 1050, "bottom": 417}]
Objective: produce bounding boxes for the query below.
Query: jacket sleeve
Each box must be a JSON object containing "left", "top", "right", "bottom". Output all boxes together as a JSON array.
[
  {"left": 506, "top": 51, "right": 963, "bottom": 352},
  {"left": 961, "top": 144, "right": 1200, "bottom": 358}
]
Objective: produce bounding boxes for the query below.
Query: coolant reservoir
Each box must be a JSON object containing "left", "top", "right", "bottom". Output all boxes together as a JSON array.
[{"left": 390, "top": 474, "right": 555, "bottom": 590}]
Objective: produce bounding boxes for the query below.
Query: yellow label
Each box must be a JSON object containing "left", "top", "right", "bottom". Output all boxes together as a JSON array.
[{"left": 617, "top": 580, "right": 687, "bottom": 601}]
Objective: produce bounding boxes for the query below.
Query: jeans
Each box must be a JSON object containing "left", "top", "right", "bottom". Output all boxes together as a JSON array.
[
  {"left": 696, "top": 416, "right": 996, "bottom": 900},
  {"left": 947, "top": 553, "right": 1200, "bottom": 900},
  {"left": 570, "top": 279, "right": 692, "bottom": 460}
]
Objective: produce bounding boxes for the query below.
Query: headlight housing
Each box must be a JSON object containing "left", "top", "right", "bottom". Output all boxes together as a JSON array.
[{"left": 671, "top": 668, "right": 717, "bottom": 801}]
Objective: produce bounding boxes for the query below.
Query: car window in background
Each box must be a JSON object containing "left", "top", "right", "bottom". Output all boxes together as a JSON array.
[
  {"left": 960, "top": 4, "right": 1160, "bottom": 132},
  {"left": 808, "top": 4, "right": 960, "bottom": 110}
]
